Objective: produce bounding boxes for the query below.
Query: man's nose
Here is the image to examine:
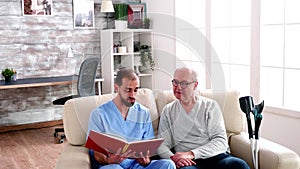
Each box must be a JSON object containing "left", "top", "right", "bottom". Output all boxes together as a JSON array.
[{"left": 177, "top": 83, "right": 183, "bottom": 89}]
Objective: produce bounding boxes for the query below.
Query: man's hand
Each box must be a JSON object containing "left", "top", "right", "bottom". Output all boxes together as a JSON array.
[
  {"left": 134, "top": 150, "right": 151, "bottom": 166},
  {"left": 170, "top": 151, "right": 196, "bottom": 168},
  {"left": 94, "top": 148, "right": 132, "bottom": 164},
  {"left": 94, "top": 151, "right": 108, "bottom": 164}
]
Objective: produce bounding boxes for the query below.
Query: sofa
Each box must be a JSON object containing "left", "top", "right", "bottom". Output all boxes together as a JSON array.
[{"left": 55, "top": 88, "right": 300, "bottom": 169}]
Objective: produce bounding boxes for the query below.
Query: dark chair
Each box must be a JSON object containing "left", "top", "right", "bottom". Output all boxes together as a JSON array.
[{"left": 52, "top": 57, "right": 99, "bottom": 143}]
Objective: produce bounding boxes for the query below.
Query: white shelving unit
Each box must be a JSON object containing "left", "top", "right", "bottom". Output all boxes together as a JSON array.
[{"left": 100, "top": 29, "right": 154, "bottom": 94}]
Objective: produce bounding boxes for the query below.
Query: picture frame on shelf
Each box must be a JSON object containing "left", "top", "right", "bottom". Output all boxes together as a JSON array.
[
  {"left": 127, "top": 3, "right": 147, "bottom": 29},
  {"left": 22, "top": 0, "right": 52, "bottom": 16},
  {"left": 73, "top": 0, "right": 94, "bottom": 28}
]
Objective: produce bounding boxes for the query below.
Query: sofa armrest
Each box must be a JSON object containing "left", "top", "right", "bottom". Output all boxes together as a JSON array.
[
  {"left": 55, "top": 144, "right": 90, "bottom": 169},
  {"left": 229, "top": 132, "right": 300, "bottom": 169}
]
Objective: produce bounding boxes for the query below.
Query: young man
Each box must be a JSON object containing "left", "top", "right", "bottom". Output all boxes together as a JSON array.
[
  {"left": 157, "top": 67, "right": 250, "bottom": 169},
  {"left": 87, "top": 68, "right": 175, "bottom": 169}
]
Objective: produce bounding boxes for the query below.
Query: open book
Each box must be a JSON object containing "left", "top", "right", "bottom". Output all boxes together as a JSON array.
[{"left": 85, "top": 130, "right": 164, "bottom": 158}]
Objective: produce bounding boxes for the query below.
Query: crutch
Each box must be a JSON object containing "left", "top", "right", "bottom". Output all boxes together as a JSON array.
[
  {"left": 239, "top": 96, "right": 264, "bottom": 169},
  {"left": 252, "top": 101, "right": 264, "bottom": 169}
]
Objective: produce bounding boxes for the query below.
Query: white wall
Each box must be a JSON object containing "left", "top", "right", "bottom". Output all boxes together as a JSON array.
[
  {"left": 143, "top": 0, "right": 176, "bottom": 90},
  {"left": 260, "top": 108, "right": 300, "bottom": 156}
]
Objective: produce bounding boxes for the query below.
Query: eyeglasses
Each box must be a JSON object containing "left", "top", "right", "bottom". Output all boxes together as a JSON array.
[{"left": 171, "top": 79, "right": 196, "bottom": 89}]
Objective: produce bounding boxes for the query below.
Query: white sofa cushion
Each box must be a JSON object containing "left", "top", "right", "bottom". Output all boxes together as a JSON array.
[
  {"left": 63, "top": 93, "right": 114, "bottom": 145},
  {"left": 135, "top": 88, "right": 159, "bottom": 135}
]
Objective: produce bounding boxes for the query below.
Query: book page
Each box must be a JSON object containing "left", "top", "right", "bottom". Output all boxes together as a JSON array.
[{"left": 125, "top": 138, "right": 164, "bottom": 158}]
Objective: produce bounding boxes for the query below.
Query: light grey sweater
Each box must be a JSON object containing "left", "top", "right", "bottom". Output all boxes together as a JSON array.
[{"left": 157, "top": 96, "right": 228, "bottom": 159}]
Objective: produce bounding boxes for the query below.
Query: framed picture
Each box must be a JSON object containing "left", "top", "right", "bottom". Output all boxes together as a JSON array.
[
  {"left": 73, "top": 0, "right": 95, "bottom": 28},
  {"left": 22, "top": 0, "right": 52, "bottom": 16},
  {"left": 127, "top": 3, "right": 147, "bottom": 29}
]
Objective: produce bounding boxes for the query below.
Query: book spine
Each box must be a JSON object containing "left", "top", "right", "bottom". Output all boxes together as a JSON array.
[{"left": 122, "top": 143, "right": 129, "bottom": 153}]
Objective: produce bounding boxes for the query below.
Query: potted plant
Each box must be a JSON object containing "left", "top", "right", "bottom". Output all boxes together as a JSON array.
[
  {"left": 114, "top": 3, "right": 128, "bottom": 29},
  {"left": 144, "top": 18, "right": 150, "bottom": 29},
  {"left": 1, "top": 68, "right": 15, "bottom": 83},
  {"left": 139, "top": 45, "right": 155, "bottom": 70}
]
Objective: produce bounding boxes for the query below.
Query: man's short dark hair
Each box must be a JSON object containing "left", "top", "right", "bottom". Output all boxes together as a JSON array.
[{"left": 115, "top": 68, "right": 138, "bottom": 86}]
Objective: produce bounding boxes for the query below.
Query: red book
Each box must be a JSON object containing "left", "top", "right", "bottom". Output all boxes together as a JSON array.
[{"left": 85, "top": 130, "right": 164, "bottom": 158}]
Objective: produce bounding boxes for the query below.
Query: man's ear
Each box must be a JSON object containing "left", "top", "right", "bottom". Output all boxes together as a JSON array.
[
  {"left": 194, "top": 81, "right": 198, "bottom": 90},
  {"left": 114, "top": 84, "right": 119, "bottom": 92}
]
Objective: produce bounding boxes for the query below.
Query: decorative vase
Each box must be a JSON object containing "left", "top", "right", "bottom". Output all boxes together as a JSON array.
[
  {"left": 144, "top": 22, "right": 150, "bottom": 29},
  {"left": 115, "top": 20, "right": 127, "bottom": 29}
]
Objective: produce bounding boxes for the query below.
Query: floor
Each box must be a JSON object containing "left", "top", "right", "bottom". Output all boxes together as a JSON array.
[{"left": 0, "top": 125, "right": 66, "bottom": 169}]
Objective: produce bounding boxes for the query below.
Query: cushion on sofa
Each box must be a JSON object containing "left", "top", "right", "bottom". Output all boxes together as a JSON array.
[
  {"left": 155, "top": 90, "right": 176, "bottom": 116},
  {"left": 63, "top": 93, "right": 114, "bottom": 146},
  {"left": 135, "top": 88, "right": 159, "bottom": 135}
]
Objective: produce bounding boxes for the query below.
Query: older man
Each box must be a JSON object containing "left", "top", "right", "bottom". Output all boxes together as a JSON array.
[{"left": 157, "top": 67, "right": 250, "bottom": 169}]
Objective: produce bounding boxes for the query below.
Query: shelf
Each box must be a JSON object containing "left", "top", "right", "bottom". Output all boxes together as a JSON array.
[
  {"left": 113, "top": 52, "right": 135, "bottom": 55},
  {"left": 101, "top": 29, "right": 154, "bottom": 94},
  {"left": 102, "top": 29, "right": 153, "bottom": 33},
  {"left": 113, "top": 52, "right": 143, "bottom": 56},
  {"left": 138, "top": 73, "right": 152, "bottom": 77}
]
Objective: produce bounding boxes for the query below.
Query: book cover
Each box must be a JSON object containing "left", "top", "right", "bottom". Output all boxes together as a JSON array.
[{"left": 85, "top": 130, "right": 164, "bottom": 158}]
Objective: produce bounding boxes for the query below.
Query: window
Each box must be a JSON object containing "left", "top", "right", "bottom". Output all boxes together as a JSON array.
[
  {"left": 175, "top": 0, "right": 206, "bottom": 90},
  {"left": 260, "top": 0, "right": 300, "bottom": 111},
  {"left": 175, "top": 0, "right": 300, "bottom": 112}
]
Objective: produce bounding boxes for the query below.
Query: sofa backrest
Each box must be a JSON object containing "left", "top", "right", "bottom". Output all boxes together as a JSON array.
[
  {"left": 63, "top": 88, "right": 244, "bottom": 146},
  {"left": 155, "top": 89, "right": 244, "bottom": 134},
  {"left": 63, "top": 88, "right": 158, "bottom": 146}
]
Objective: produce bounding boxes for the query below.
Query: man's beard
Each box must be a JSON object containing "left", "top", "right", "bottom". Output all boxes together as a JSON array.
[{"left": 121, "top": 95, "right": 135, "bottom": 107}]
